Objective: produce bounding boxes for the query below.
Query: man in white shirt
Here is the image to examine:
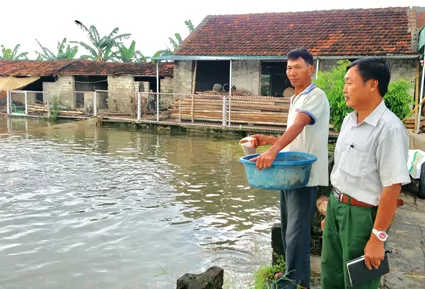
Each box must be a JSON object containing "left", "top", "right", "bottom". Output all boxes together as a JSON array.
[
  {"left": 250, "top": 48, "right": 330, "bottom": 289},
  {"left": 321, "top": 58, "right": 411, "bottom": 289}
]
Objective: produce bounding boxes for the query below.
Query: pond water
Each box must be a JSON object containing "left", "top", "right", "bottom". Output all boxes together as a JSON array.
[{"left": 0, "top": 116, "right": 282, "bottom": 289}]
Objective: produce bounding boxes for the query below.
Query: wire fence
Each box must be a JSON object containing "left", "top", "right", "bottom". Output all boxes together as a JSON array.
[
  {"left": 1, "top": 90, "right": 294, "bottom": 132},
  {"left": 135, "top": 92, "right": 290, "bottom": 131}
]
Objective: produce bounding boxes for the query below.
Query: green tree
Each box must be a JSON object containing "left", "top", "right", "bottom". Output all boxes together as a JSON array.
[
  {"left": 72, "top": 20, "right": 131, "bottom": 61},
  {"left": 314, "top": 59, "right": 414, "bottom": 131},
  {"left": 35, "top": 38, "right": 78, "bottom": 60},
  {"left": 384, "top": 78, "right": 414, "bottom": 120},
  {"left": 0, "top": 44, "right": 28, "bottom": 60},
  {"left": 314, "top": 59, "right": 352, "bottom": 131},
  {"left": 113, "top": 40, "right": 148, "bottom": 62}
]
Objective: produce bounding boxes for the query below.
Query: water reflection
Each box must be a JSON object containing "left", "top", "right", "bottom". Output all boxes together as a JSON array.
[{"left": 0, "top": 116, "right": 278, "bottom": 289}]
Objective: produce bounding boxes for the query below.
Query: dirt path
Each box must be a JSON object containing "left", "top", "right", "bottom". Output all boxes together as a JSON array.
[{"left": 382, "top": 192, "right": 425, "bottom": 288}]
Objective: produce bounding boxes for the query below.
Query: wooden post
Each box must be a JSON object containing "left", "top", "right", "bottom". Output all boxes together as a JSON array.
[
  {"left": 191, "top": 60, "right": 197, "bottom": 123},
  {"left": 415, "top": 61, "right": 420, "bottom": 132}
]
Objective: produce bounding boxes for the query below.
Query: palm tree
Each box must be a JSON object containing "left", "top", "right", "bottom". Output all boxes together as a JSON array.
[
  {"left": 153, "top": 19, "right": 195, "bottom": 58},
  {"left": 0, "top": 44, "right": 28, "bottom": 60},
  {"left": 35, "top": 38, "right": 78, "bottom": 60},
  {"left": 113, "top": 40, "right": 148, "bottom": 62},
  {"left": 72, "top": 20, "right": 131, "bottom": 61}
]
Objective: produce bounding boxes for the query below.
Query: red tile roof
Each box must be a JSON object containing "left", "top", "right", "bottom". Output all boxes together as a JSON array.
[
  {"left": 0, "top": 60, "right": 73, "bottom": 77},
  {"left": 175, "top": 7, "right": 421, "bottom": 56},
  {"left": 60, "top": 60, "right": 173, "bottom": 77},
  {"left": 0, "top": 60, "right": 173, "bottom": 77}
]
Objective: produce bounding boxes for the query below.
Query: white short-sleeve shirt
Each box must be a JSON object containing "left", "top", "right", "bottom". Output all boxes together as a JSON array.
[
  {"left": 330, "top": 100, "right": 411, "bottom": 206},
  {"left": 282, "top": 83, "right": 330, "bottom": 187}
]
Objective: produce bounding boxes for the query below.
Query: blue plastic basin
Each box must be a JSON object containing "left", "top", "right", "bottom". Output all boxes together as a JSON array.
[{"left": 239, "top": 151, "right": 317, "bottom": 190}]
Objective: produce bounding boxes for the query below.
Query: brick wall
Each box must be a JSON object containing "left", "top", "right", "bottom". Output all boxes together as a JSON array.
[
  {"left": 387, "top": 59, "right": 417, "bottom": 83},
  {"left": 413, "top": 7, "right": 425, "bottom": 29},
  {"left": 232, "top": 60, "right": 260, "bottom": 95},
  {"left": 159, "top": 76, "right": 175, "bottom": 108},
  {"left": 319, "top": 59, "right": 340, "bottom": 72},
  {"left": 173, "top": 61, "right": 193, "bottom": 94},
  {"left": 417, "top": 11, "right": 425, "bottom": 28},
  {"left": 43, "top": 75, "right": 75, "bottom": 108},
  {"left": 107, "top": 75, "right": 137, "bottom": 113},
  {"left": 408, "top": 7, "right": 425, "bottom": 52},
  {"left": 171, "top": 57, "right": 418, "bottom": 98},
  {"left": 160, "top": 76, "right": 173, "bottom": 93}
]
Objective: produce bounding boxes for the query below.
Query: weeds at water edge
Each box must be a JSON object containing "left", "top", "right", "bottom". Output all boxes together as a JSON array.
[
  {"left": 251, "top": 255, "right": 302, "bottom": 289},
  {"left": 251, "top": 255, "right": 285, "bottom": 289}
]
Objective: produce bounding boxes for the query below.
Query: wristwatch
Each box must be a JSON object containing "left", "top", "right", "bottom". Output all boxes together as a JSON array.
[{"left": 372, "top": 228, "right": 388, "bottom": 241}]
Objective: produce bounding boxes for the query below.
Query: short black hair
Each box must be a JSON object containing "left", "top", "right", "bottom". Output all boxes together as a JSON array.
[
  {"left": 347, "top": 58, "right": 391, "bottom": 97},
  {"left": 287, "top": 48, "right": 314, "bottom": 65}
]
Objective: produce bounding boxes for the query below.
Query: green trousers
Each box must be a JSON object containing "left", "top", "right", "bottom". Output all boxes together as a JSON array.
[{"left": 321, "top": 194, "right": 381, "bottom": 289}]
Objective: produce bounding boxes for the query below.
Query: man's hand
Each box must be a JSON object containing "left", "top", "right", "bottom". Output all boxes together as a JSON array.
[
  {"left": 249, "top": 112, "right": 312, "bottom": 170},
  {"left": 250, "top": 134, "right": 269, "bottom": 148},
  {"left": 364, "top": 236, "right": 385, "bottom": 270},
  {"left": 250, "top": 149, "right": 278, "bottom": 170},
  {"left": 363, "top": 184, "right": 401, "bottom": 270}
]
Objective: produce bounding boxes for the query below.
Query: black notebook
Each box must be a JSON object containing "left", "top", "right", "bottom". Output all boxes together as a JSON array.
[{"left": 346, "top": 250, "right": 391, "bottom": 287}]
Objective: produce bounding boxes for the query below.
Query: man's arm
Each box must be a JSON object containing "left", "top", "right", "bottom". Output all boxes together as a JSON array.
[
  {"left": 364, "top": 127, "right": 411, "bottom": 270},
  {"left": 371, "top": 184, "right": 401, "bottom": 234},
  {"left": 252, "top": 135, "right": 279, "bottom": 146},
  {"left": 250, "top": 91, "right": 327, "bottom": 169},
  {"left": 269, "top": 90, "right": 327, "bottom": 154},
  {"left": 250, "top": 113, "right": 312, "bottom": 169},
  {"left": 268, "top": 113, "right": 312, "bottom": 154}
]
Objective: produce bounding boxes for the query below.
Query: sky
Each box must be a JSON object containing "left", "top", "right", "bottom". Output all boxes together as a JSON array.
[{"left": 1, "top": 0, "right": 423, "bottom": 59}]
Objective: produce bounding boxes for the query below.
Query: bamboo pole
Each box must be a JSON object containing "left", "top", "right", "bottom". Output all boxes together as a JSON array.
[
  {"left": 402, "top": 93, "right": 425, "bottom": 123},
  {"left": 414, "top": 61, "right": 420, "bottom": 131},
  {"left": 191, "top": 60, "right": 197, "bottom": 122}
]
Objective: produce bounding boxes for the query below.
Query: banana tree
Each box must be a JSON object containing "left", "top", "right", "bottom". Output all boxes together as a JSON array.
[
  {"left": 114, "top": 40, "right": 148, "bottom": 62},
  {"left": 0, "top": 44, "right": 28, "bottom": 60},
  {"left": 152, "top": 48, "right": 173, "bottom": 58},
  {"left": 169, "top": 33, "right": 184, "bottom": 51},
  {"left": 185, "top": 20, "right": 195, "bottom": 33},
  {"left": 153, "top": 19, "right": 195, "bottom": 58},
  {"left": 72, "top": 20, "right": 131, "bottom": 61},
  {"left": 35, "top": 38, "right": 78, "bottom": 60}
]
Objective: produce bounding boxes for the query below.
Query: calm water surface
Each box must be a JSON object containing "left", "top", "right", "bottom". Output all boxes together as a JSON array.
[{"left": 0, "top": 116, "right": 280, "bottom": 289}]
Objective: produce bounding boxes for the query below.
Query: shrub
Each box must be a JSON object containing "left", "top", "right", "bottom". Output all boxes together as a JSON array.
[
  {"left": 314, "top": 60, "right": 414, "bottom": 131},
  {"left": 384, "top": 78, "right": 414, "bottom": 120},
  {"left": 314, "top": 60, "right": 352, "bottom": 131}
]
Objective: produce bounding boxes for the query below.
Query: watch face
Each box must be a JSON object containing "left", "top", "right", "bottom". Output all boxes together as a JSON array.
[{"left": 379, "top": 232, "right": 386, "bottom": 239}]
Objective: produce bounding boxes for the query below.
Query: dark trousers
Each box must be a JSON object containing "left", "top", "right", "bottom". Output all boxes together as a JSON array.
[{"left": 274, "top": 186, "right": 318, "bottom": 289}]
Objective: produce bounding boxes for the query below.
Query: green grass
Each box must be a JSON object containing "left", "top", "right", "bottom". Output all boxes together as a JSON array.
[
  {"left": 251, "top": 255, "right": 302, "bottom": 289},
  {"left": 252, "top": 254, "right": 285, "bottom": 289}
]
